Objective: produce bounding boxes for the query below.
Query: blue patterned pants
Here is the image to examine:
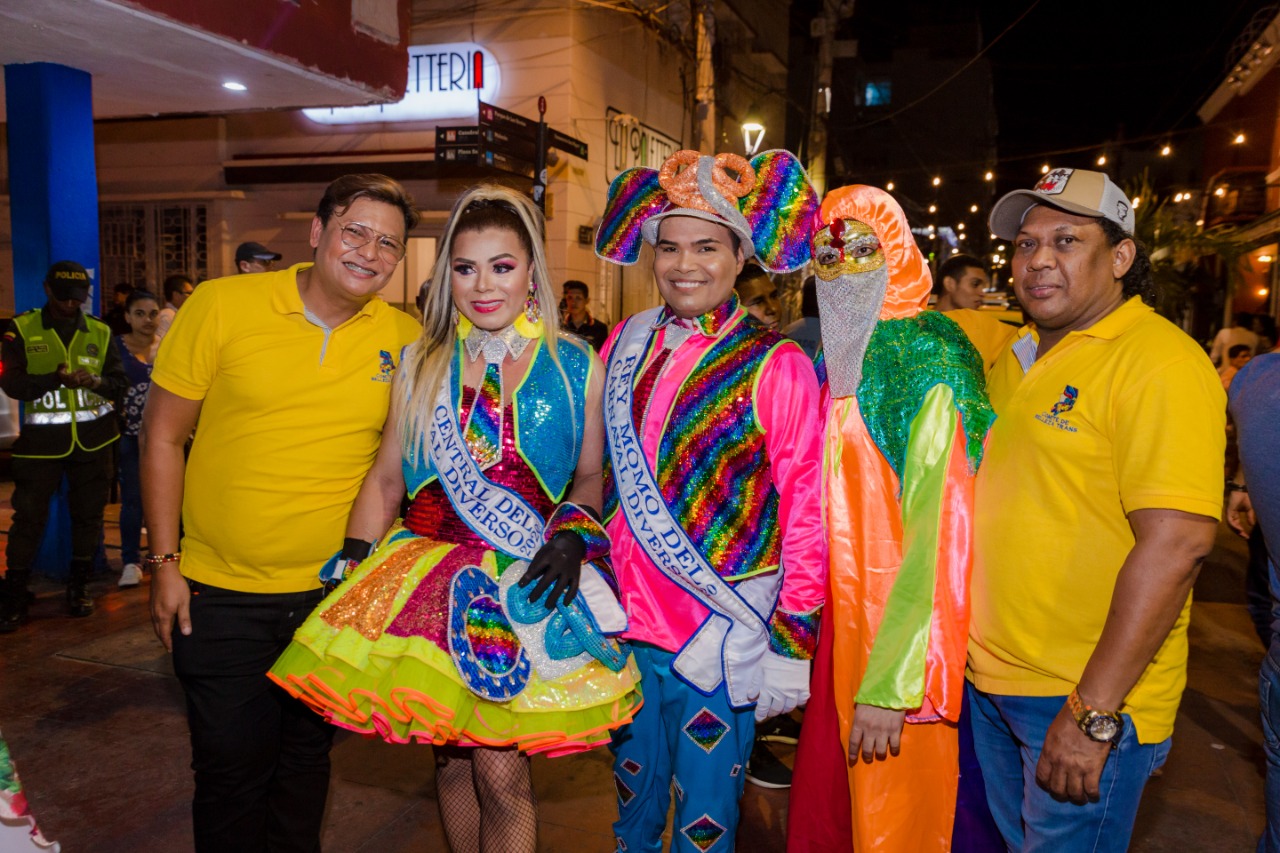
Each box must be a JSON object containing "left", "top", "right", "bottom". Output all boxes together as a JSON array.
[{"left": 610, "top": 642, "right": 755, "bottom": 852}]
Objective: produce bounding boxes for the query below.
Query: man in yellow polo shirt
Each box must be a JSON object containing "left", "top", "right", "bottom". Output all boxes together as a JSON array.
[
  {"left": 142, "top": 174, "right": 421, "bottom": 852},
  {"left": 967, "top": 168, "right": 1224, "bottom": 852}
]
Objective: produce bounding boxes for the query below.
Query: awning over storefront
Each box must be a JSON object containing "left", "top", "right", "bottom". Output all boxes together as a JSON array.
[{"left": 223, "top": 151, "right": 534, "bottom": 186}]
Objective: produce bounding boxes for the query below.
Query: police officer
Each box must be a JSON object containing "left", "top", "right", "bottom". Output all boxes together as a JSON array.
[{"left": 0, "top": 261, "right": 128, "bottom": 631}]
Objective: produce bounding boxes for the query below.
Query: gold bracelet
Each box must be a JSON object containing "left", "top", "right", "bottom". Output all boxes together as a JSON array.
[{"left": 144, "top": 552, "right": 182, "bottom": 567}]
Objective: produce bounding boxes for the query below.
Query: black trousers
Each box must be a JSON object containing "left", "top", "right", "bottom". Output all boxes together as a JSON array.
[
  {"left": 171, "top": 579, "right": 334, "bottom": 853},
  {"left": 8, "top": 448, "right": 112, "bottom": 570}
]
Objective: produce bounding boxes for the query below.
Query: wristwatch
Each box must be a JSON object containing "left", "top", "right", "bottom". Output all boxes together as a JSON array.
[{"left": 1068, "top": 688, "right": 1123, "bottom": 744}]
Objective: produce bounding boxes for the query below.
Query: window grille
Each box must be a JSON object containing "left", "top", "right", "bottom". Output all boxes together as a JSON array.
[{"left": 99, "top": 203, "right": 208, "bottom": 292}]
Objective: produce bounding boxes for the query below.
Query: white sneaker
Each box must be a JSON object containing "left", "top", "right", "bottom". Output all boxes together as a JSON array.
[{"left": 118, "top": 563, "right": 143, "bottom": 588}]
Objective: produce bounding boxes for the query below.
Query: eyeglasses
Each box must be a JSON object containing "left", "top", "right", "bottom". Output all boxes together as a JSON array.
[{"left": 337, "top": 221, "right": 407, "bottom": 263}]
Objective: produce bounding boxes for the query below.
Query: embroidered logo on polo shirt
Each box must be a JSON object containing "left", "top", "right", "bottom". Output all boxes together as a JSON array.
[
  {"left": 372, "top": 350, "right": 396, "bottom": 382},
  {"left": 1035, "top": 384, "right": 1079, "bottom": 432}
]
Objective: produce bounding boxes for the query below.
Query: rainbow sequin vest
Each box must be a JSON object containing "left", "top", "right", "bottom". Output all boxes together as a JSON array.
[{"left": 615, "top": 308, "right": 786, "bottom": 581}]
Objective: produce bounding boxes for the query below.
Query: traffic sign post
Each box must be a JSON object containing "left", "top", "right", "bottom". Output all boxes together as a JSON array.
[
  {"left": 450, "top": 101, "right": 590, "bottom": 206},
  {"left": 533, "top": 96, "right": 548, "bottom": 211}
]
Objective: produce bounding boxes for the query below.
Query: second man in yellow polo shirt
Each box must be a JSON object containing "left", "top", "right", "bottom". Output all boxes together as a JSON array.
[{"left": 966, "top": 168, "right": 1224, "bottom": 853}]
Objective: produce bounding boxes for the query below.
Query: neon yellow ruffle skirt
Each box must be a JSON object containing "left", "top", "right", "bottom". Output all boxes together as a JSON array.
[{"left": 269, "top": 531, "right": 642, "bottom": 756}]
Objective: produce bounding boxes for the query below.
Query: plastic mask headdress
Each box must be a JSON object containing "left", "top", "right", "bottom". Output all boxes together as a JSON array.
[{"left": 812, "top": 185, "right": 933, "bottom": 398}]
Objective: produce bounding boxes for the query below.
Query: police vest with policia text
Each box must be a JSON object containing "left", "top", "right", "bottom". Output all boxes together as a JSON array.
[{"left": 12, "top": 311, "right": 118, "bottom": 458}]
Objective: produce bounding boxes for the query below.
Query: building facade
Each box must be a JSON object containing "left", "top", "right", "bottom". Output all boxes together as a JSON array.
[{"left": 2, "top": 0, "right": 794, "bottom": 323}]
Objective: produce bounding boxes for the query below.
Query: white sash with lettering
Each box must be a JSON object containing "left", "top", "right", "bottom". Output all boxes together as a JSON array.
[
  {"left": 427, "top": 375, "right": 544, "bottom": 560},
  {"left": 605, "top": 309, "right": 781, "bottom": 707},
  {"left": 426, "top": 371, "right": 627, "bottom": 640}
]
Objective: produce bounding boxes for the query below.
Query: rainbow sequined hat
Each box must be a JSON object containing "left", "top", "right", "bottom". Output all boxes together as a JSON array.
[{"left": 595, "top": 148, "right": 819, "bottom": 273}]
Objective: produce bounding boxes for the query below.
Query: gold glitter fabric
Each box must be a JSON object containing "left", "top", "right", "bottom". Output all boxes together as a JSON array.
[{"left": 320, "top": 537, "right": 438, "bottom": 641}]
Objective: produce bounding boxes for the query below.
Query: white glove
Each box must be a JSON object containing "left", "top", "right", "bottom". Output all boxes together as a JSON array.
[{"left": 753, "top": 653, "right": 810, "bottom": 723}]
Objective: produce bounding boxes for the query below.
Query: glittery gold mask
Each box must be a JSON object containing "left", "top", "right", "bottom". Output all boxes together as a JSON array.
[{"left": 811, "top": 218, "right": 885, "bottom": 280}]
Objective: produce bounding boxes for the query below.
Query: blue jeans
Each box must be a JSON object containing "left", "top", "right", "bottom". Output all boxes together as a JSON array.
[
  {"left": 1260, "top": 644, "right": 1280, "bottom": 852},
  {"left": 966, "top": 682, "right": 1170, "bottom": 852},
  {"left": 117, "top": 434, "right": 142, "bottom": 565}
]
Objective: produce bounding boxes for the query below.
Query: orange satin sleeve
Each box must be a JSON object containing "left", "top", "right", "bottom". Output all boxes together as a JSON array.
[
  {"left": 824, "top": 395, "right": 967, "bottom": 852},
  {"left": 825, "top": 395, "right": 902, "bottom": 748}
]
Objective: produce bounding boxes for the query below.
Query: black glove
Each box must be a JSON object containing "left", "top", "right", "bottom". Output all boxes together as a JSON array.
[
  {"left": 322, "top": 538, "right": 375, "bottom": 596},
  {"left": 518, "top": 531, "right": 585, "bottom": 610},
  {"left": 340, "top": 538, "right": 374, "bottom": 562}
]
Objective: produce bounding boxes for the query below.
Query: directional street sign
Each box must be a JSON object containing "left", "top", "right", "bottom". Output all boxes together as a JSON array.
[
  {"left": 479, "top": 101, "right": 538, "bottom": 140},
  {"left": 441, "top": 101, "right": 592, "bottom": 210},
  {"left": 548, "top": 127, "right": 588, "bottom": 160},
  {"left": 477, "top": 102, "right": 588, "bottom": 159},
  {"left": 435, "top": 145, "right": 534, "bottom": 179},
  {"left": 435, "top": 126, "right": 480, "bottom": 145},
  {"left": 437, "top": 125, "right": 536, "bottom": 161}
]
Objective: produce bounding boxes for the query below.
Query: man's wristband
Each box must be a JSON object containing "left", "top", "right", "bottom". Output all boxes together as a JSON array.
[
  {"left": 1227, "top": 482, "right": 1248, "bottom": 494},
  {"left": 144, "top": 552, "right": 181, "bottom": 568}
]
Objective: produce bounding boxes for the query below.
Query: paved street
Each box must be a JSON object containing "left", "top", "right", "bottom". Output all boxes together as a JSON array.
[{"left": 0, "top": 478, "right": 1266, "bottom": 851}]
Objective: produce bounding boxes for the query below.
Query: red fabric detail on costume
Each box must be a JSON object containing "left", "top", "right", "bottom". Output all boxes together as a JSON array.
[
  {"left": 631, "top": 344, "right": 672, "bottom": 429},
  {"left": 404, "top": 386, "right": 555, "bottom": 545},
  {"left": 383, "top": 544, "right": 485, "bottom": 647},
  {"left": 788, "top": 605, "right": 853, "bottom": 851}
]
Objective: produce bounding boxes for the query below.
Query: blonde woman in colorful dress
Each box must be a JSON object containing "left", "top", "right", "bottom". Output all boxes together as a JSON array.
[{"left": 270, "top": 185, "right": 639, "bottom": 852}]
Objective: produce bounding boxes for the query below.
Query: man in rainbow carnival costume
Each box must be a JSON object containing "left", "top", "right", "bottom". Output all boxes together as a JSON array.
[{"left": 594, "top": 148, "right": 826, "bottom": 852}]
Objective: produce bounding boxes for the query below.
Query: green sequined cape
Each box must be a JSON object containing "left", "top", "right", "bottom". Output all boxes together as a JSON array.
[{"left": 855, "top": 311, "right": 995, "bottom": 479}]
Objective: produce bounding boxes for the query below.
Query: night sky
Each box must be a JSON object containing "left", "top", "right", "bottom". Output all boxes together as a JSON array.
[
  {"left": 819, "top": 0, "right": 1280, "bottom": 194},
  {"left": 978, "top": 0, "right": 1276, "bottom": 163}
]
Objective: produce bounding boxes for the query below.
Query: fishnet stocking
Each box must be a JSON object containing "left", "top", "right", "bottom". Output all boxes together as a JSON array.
[
  {"left": 435, "top": 746, "right": 538, "bottom": 853},
  {"left": 436, "top": 746, "right": 481, "bottom": 853}
]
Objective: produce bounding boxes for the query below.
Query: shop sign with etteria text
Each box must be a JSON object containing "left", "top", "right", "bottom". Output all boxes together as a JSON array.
[{"left": 303, "top": 42, "right": 500, "bottom": 125}]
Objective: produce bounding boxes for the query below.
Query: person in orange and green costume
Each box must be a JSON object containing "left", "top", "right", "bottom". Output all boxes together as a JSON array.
[{"left": 788, "top": 184, "right": 995, "bottom": 852}]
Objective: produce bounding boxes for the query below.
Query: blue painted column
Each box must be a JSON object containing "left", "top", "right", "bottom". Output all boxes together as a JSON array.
[
  {"left": 5, "top": 63, "right": 101, "bottom": 579},
  {"left": 5, "top": 62, "right": 101, "bottom": 314}
]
